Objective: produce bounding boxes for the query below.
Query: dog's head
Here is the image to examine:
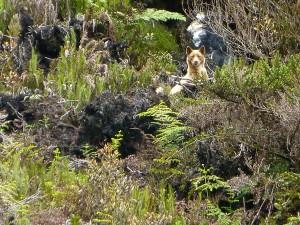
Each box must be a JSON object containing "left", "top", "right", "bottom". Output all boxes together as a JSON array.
[{"left": 186, "top": 46, "right": 206, "bottom": 68}]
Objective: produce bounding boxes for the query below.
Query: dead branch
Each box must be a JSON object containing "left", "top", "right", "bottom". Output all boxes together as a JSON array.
[
  {"left": 0, "top": 188, "right": 43, "bottom": 215},
  {"left": 182, "top": 0, "right": 300, "bottom": 59}
]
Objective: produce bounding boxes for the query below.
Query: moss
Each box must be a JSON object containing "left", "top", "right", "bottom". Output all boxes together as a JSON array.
[{"left": 267, "top": 156, "right": 291, "bottom": 174}]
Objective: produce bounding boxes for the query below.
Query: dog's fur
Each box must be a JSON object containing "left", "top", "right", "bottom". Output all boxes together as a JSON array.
[{"left": 170, "top": 46, "right": 208, "bottom": 95}]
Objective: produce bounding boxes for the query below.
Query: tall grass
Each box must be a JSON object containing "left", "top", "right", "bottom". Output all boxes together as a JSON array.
[
  {"left": 47, "top": 31, "right": 105, "bottom": 109},
  {"left": 0, "top": 0, "right": 14, "bottom": 32},
  {"left": 0, "top": 143, "right": 88, "bottom": 224}
]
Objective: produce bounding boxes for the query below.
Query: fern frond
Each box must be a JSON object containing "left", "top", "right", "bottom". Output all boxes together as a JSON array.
[
  {"left": 135, "top": 9, "right": 186, "bottom": 22},
  {"left": 139, "top": 101, "right": 190, "bottom": 148},
  {"left": 206, "top": 200, "right": 232, "bottom": 225},
  {"left": 192, "top": 166, "right": 234, "bottom": 199}
]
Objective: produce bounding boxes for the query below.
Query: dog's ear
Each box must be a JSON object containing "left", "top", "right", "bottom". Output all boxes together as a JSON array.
[
  {"left": 199, "top": 46, "right": 206, "bottom": 55},
  {"left": 186, "top": 46, "right": 192, "bottom": 55}
]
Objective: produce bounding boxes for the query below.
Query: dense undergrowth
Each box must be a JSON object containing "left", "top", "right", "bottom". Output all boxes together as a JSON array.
[{"left": 0, "top": 0, "right": 299, "bottom": 224}]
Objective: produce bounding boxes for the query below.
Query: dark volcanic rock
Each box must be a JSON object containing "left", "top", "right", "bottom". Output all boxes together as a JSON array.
[
  {"left": 32, "top": 25, "right": 68, "bottom": 72},
  {"left": 0, "top": 33, "right": 5, "bottom": 51},
  {"left": 12, "top": 7, "right": 34, "bottom": 74},
  {"left": 0, "top": 93, "right": 42, "bottom": 131},
  {"left": 33, "top": 25, "right": 67, "bottom": 59},
  {"left": 0, "top": 94, "right": 78, "bottom": 155},
  {"left": 13, "top": 11, "right": 119, "bottom": 74},
  {"left": 196, "top": 139, "right": 252, "bottom": 179},
  {"left": 0, "top": 94, "right": 27, "bottom": 121},
  {"left": 78, "top": 88, "right": 164, "bottom": 156},
  {"left": 19, "top": 7, "right": 34, "bottom": 40}
]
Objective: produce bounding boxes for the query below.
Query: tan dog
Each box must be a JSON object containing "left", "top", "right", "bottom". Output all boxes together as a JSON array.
[{"left": 170, "top": 46, "right": 208, "bottom": 95}]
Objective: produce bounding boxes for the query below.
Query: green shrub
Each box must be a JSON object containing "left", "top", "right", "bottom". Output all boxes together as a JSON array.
[
  {"left": 77, "top": 145, "right": 187, "bottom": 224},
  {"left": 106, "top": 0, "right": 131, "bottom": 12},
  {"left": 143, "top": 51, "right": 177, "bottom": 75},
  {"left": 208, "top": 53, "right": 300, "bottom": 170},
  {"left": 205, "top": 200, "right": 234, "bottom": 225},
  {"left": 114, "top": 16, "right": 180, "bottom": 69},
  {"left": 212, "top": 54, "right": 300, "bottom": 104},
  {"left": 106, "top": 60, "right": 167, "bottom": 93},
  {"left": 105, "top": 63, "right": 136, "bottom": 93},
  {"left": 284, "top": 216, "right": 300, "bottom": 225},
  {"left": 57, "top": 0, "right": 89, "bottom": 18},
  {"left": 43, "top": 149, "right": 88, "bottom": 208},
  {"left": 274, "top": 172, "right": 300, "bottom": 223},
  {"left": 91, "top": 184, "right": 186, "bottom": 224}
]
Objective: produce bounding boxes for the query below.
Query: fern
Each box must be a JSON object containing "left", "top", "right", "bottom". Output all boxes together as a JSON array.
[
  {"left": 0, "top": 142, "right": 88, "bottom": 222},
  {"left": 139, "top": 101, "right": 190, "bottom": 148},
  {"left": 81, "top": 143, "right": 98, "bottom": 158},
  {"left": 135, "top": 8, "right": 186, "bottom": 22},
  {"left": 111, "top": 130, "right": 124, "bottom": 152},
  {"left": 206, "top": 200, "right": 232, "bottom": 225},
  {"left": 284, "top": 216, "right": 300, "bottom": 225},
  {"left": 192, "top": 166, "right": 234, "bottom": 199},
  {"left": 138, "top": 101, "right": 190, "bottom": 179}
]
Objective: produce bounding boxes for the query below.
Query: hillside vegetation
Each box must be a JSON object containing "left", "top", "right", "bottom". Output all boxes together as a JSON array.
[{"left": 0, "top": 0, "right": 299, "bottom": 224}]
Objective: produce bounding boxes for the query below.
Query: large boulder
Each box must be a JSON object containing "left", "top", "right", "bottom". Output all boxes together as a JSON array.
[{"left": 77, "top": 88, "right": 165, "bottom": 157}]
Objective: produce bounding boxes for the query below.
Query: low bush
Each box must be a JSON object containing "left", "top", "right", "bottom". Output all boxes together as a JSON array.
[{"left": 212, "top": 53, "right": 300, "bottom": 104}]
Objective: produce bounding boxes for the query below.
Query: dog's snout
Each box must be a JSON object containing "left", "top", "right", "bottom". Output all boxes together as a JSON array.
[{"left": 192, "top": 60, "right": 200, "bottom": 66}]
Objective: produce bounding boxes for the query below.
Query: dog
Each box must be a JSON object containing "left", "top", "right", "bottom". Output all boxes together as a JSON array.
[{"left": 169, "top": 46, "right": 208, "bottom": 95}]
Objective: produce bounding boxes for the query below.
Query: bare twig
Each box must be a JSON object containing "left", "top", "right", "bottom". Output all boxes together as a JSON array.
[
  {"left": 182, "top": 0, "right": 300, "bottom": 59},
  {"left": 0, "top": 188, "right": 43, "bottom": 215},
  {"left": 6, "top": 102, "right": 23, "bottom": 120}
]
